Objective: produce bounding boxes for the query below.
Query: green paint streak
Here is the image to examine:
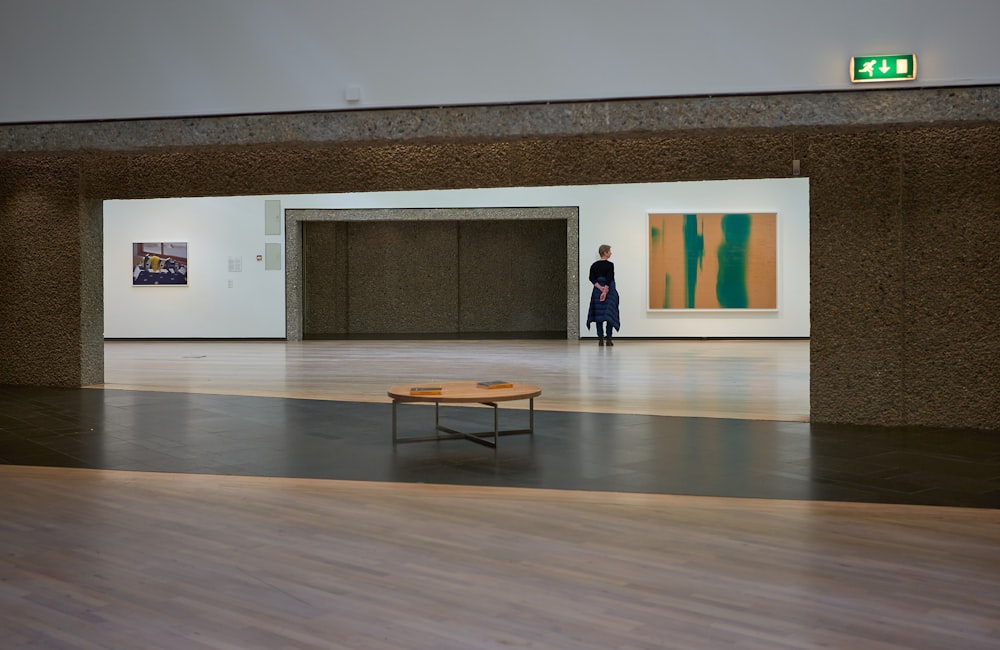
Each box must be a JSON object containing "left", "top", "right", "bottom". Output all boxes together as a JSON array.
[
  {"left": 651, "top": 226, "right": 661, "bottom": 246},
  {"left": 716, "top": 213, "right": 750, "bottom": 308},
  {"left": 683, "top": 214, "right": 703, "bottom": 308},
  {"left": 662, "top": 273, "right": 670, "bottom": 308}
]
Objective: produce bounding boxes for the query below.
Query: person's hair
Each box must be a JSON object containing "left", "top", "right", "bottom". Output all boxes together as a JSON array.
[{"left": 598, "top": 244, "right": 611, "bottom": 257}]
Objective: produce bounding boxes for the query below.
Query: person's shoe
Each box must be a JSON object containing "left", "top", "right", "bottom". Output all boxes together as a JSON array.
[
  {"left": 598, "top": 338, "right": 605, "bottom": 346},
  {"left": 606, "top": 339, "right": 614, "bottom": 346}
]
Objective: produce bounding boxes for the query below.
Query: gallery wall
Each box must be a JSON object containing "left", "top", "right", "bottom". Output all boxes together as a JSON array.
[
  {"left": 3, "top": 1, "right": 999, "bottom": 124},
  {"left": 103, "top": 196, "right": 286, "bottom": 338},
  {"left": 103, "top": 177, "right": 809, "bottom": 339}
]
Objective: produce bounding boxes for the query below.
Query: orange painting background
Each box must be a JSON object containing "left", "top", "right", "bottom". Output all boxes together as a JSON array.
[{"left": 648, "top": 213, "right": 777, "bottom": 309}]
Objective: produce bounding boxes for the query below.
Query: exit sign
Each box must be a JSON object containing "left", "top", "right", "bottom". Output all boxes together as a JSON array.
[{"left": 850, "top": 54, "right": 917, "bottom": 83}]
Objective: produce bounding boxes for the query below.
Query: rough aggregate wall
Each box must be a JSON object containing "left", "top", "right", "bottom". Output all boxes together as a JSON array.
[
  {"left": 302, "top": 218, "right": 568, "bottom": 337},
  {"left": 807, "top": 132, "right": 907, "bottom": 425},
  {"left": 81, "top": 133, "right": 795, "bottom": 200},
  {"left": 0, "top": 157, "right": 102, "bottom": 386},
  {"left": 807, "top": 127, "right": 1000, "bottom": 430},
  {"left": 898, "top": 127, "right": 999, "bottom": 429},
  {"left": 348, "top": 220, "right": 460, "bottom": 335},
  {"left": 80, "top": 197, "right": 104, "bottom": 385},
  {"left": 302, "top": 221, "right": 348, "bottom": 336},
  {"left": 458, "top": 219, "right": 567, "bottom": 334}
]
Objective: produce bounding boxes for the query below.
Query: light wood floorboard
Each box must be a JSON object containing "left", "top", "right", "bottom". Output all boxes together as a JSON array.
[
  {"left": 2, "top": 465, "right": 998, "bottom": 649},
  {"left": 97, "top": 339, "right": 810, "bottom": 421}
]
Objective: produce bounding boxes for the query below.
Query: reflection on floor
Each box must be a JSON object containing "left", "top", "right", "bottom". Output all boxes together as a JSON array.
[
  {"left": 97, "top": 339, "right": 812, "bottom": 421},
  {"left": 0, "top": 382, "right": 997, "bottom": 508}
]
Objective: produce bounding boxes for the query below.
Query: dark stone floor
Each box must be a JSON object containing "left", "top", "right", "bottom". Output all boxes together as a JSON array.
[{"left": 1, "top": 386, "right": 997, "bottom": 508}]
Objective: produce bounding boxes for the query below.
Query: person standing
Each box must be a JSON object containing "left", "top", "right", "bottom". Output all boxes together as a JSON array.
[{"left": 586, "top": 244, "right": 620, "bottom": 346}]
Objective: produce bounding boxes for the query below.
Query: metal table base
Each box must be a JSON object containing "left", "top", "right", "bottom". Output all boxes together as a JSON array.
[{"left": 392, "top": 398, "right": 534, "bottom": 450}]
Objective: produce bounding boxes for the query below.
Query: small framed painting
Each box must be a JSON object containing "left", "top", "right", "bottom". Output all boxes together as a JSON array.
[{"left": 132, "top": 242, "right": 188, "bottom": 286}]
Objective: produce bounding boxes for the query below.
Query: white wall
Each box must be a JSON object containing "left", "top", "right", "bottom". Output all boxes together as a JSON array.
[
  {"left": 3, "top": 1, "right": 998, "bottom": 124},
  {"left": 104, "top": 196, "right": 287, "bottom": 338},
  {"left": 575, "top": 178, "right": 809, "bottom": 338},
  {"left": 104, "top": 178, "right": 809, "bottom": 339}
]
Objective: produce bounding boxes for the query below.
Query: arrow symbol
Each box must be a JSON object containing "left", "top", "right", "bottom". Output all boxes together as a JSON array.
[{"left": 879, "top": 59, "right": 891, "bottom": 74}]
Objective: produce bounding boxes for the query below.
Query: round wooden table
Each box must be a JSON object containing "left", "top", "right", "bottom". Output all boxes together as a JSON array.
[{"left": 387, "top": 381, "right": 542, "bottom": 450}]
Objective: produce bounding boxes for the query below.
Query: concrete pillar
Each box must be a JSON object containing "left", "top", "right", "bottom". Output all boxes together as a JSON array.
[{"left": 0, "top": 157, "right": 103, "bottom": 386}]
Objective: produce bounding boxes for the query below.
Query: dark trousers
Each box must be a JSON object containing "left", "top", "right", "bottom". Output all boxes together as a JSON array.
[{"left": 596, "top": 321, "right": 612, "bottom": 340}]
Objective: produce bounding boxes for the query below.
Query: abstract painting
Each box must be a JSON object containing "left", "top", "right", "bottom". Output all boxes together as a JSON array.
[{"left": 648, "top": 213, "right": 777, "bottom": 310}]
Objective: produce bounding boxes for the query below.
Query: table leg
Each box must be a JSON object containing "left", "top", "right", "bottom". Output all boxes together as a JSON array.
[{"left": 392, "top": 395, "right": 535, "bottom": 449}]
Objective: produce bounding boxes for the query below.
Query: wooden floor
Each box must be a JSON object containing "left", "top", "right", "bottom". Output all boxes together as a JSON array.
[
  {"left": 2, "top": 465, "right": 999, "bottom": 649},
  {"left": 97, "top": 339, "right": 811, "bottom": 421},
  {"left": 4, "top": 340, "right": 998, "bottom": 648}
]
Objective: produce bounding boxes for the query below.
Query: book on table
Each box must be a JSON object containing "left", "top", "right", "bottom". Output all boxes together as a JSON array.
[
  {"left": 477, "top": 380, "right": 514, "bottom": 389},
  {"left": 409, "top": 386, "right": 443, "bottom": 395}
]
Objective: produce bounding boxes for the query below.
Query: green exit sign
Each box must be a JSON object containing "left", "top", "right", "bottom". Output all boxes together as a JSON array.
[{"left": 850, "top": 54, "right": 917, "bottom": 83}]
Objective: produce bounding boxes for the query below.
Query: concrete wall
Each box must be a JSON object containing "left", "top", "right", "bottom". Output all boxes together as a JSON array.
[
  {"left": 300, "top": 211, "right": 570, "bottom": 338},
  {"left": 0, "top": 158, "right": 103, "bottom": 386},
  {"left": 808, "top": 127, "right": 1000, "bottom": 428},
  {"left": 0, "top": 87, "right": 998, "bottom": 430}
]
